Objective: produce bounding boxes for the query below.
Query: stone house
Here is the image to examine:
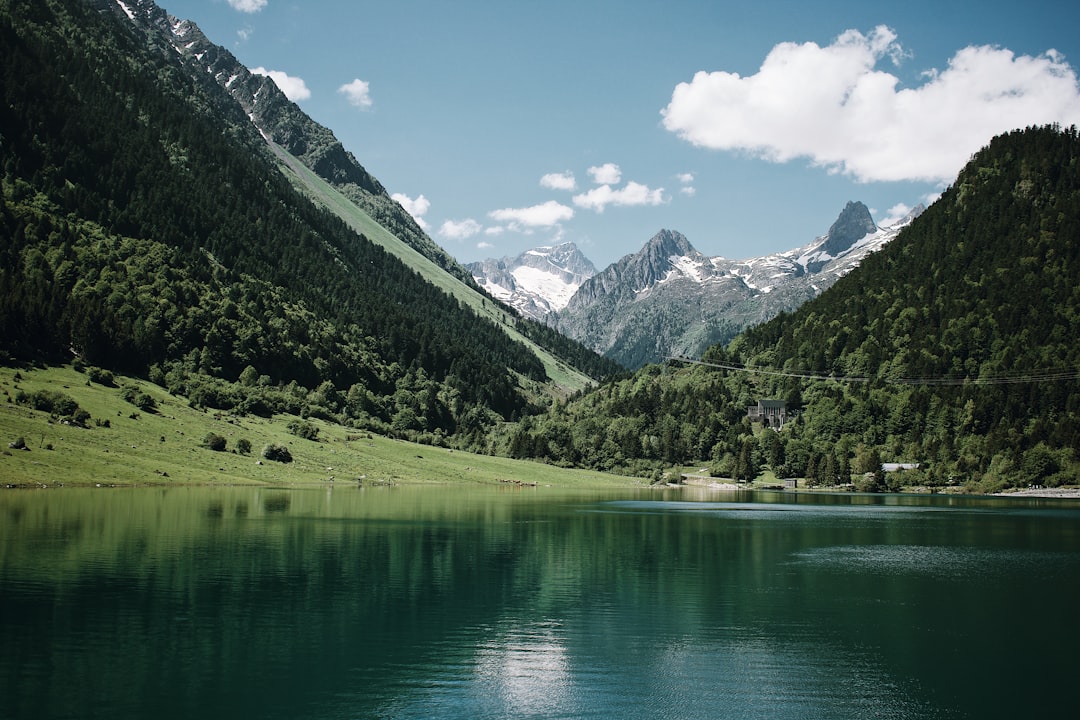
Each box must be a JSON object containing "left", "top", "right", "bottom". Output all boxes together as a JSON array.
[{"left": 747, "top": 399, "right": 787, "bottom": 429}]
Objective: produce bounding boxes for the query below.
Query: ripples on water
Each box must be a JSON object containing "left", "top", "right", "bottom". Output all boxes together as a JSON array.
[
  {"left": 1, "top": 488, "right": 1077, "bottom": 719},
  {"left": 790, "top": 544, "right": 1077, "bottom": 581}
]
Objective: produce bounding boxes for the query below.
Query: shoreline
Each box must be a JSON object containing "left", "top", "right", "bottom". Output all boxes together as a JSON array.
[{"left": 993, "top": 487, "right": 1080, "bottom": 498}]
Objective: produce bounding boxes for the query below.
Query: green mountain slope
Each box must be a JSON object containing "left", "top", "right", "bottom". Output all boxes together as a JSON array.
[
  {"left": 508, "top": 126, "right": 1080, "bottom": 490},
  {"left": 269, "top": 143, "right": 613, "bottom": 390},
  {"left": 0, "top": 0, "right": 615, "bottom": 449}
]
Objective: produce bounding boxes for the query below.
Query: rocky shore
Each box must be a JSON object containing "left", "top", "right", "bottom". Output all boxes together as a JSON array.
[{"left": 994, "top": 487, "right": 1080, "bottom": 498}]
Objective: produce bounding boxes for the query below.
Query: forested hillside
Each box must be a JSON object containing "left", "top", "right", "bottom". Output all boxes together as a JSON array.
[
  {"left": 0, "top": 0, "right": 615, "bottom": 448},
  {"left": 508, "top": 126, "right": 1080, "bottom": 491}
]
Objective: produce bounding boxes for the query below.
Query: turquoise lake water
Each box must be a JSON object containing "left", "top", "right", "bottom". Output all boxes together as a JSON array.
[{"left": 2, "top": 486, "right": 1078, "bottom": 719}]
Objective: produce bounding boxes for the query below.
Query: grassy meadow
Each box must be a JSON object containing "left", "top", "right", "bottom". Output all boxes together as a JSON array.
[{"left": 0, "top": 365, "right": 641, "bottom": 489}]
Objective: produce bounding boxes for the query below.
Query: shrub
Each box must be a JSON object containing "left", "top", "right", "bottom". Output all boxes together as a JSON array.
[
  {"left": 148, "top": 364, "right": 166, "bottom": 387},
  {"left": 287, "top": 420, "right": 319, "bottom": 441},
  {"left": 121, "top": 385, "right": 157, "bottom": 411},
  {"left": 202, "top": 433, "right": 227, "bottom": 452},
  {"left": 16, "top": 389, "right": 80, "bottom": 417},
  {"left": 87, "top": 367, "right": 115, "bottom": 386},
  {"left": 236, "top": 438, "right": 252, "bottom": 455},
  {"left": 262, "top": 443, "right": 293, "bottom": 463}
]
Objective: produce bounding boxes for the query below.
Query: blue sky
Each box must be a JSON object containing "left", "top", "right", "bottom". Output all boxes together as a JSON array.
[{"left": 161, "top": 0, "right": 1080, "bottom": 268}]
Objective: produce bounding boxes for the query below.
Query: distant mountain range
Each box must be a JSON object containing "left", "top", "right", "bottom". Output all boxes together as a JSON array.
[{"left": 470, "top": 201, "right": 922, "bottom": 368}]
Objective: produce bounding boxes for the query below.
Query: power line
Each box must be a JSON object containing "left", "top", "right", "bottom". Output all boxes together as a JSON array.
[{"left": 665, "top": 357, "right": 1080, "bottom": 386}]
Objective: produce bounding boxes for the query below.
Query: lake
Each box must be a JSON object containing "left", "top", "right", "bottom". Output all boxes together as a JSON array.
[{"left": 1, "top": 486, "right": 1078, "bottom": 719}]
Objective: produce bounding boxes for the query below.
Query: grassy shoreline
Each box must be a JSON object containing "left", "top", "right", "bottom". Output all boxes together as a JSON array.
[
  {"left": 6, "top": 365, "right": 1076, "bottom": 499},
  {"left": 0, "top": 365, "right": 641, "bottom": 490}
]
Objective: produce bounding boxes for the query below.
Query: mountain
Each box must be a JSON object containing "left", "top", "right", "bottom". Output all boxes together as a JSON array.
[
  {"left": 507, "top": 125, "right": 1080, "bottom": 491},
  {"left": 0, "top": 0, "right": 618, "bottom": 449},
  {"left": 466, "top": 243, "right": 597, "bottom": 318},
  {"left": 551, "top": 201, "right": 920, "bottom": 368},
  {"left": 98, "top": 0, "right": 473, "bottom": 287}
]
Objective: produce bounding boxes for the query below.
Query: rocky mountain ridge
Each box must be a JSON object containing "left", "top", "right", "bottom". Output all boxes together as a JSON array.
[
  {"left": 466, "top": 243, "right": 597, "bottom": 317},
  {"left": 545, "top": 201, "right": 922, "bottom": 368}
]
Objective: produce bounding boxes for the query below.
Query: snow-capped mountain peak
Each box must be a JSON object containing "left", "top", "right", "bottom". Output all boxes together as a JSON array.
[
  {"left": 466, "top": 242, "right": 596, "bottom": 318},
  {"left": 551, "top": 200, "right": 922, "bottom": 368}
]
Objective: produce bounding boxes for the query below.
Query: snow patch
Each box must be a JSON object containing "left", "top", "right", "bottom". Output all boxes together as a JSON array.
[
  {"left": 481, "top": 279, "right": 513, "bottom": 303},
  {"left": 511, "top": 267, "right": 579, "bottom": 310},
  {"left": 115, "top": 1, "right": 135, "bottom": 20},
  {"left": 248, "top": 113, "right": 270, "bottom": 141},
  {"left": 669, "top": 255, "right": 704, "bottom": 283},
  {"left": 171, "top": 18, "right": 191, "bottom": 37}
]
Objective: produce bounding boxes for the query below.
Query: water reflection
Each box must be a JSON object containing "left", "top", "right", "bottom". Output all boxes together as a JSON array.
[{"left": 1, "top": 487, "right": 1078, "bottom": 719}]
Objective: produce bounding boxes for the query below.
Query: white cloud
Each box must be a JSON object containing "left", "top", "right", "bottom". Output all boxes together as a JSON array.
[
  {"left": 488, "top": 201, "right": 574, "bottom": 230},
  {"left": 540, "top": 171, "right": 577, "bottom": 191},
  {"left": 676, "top": 172, "right": 695, "bottom": 196},
  {"left": 391, "top": 193, "right": 429, "bottom": 230},
  {"left": 476, "top": 241, "right": 494, "bottom": 250},
  {"left": 227, "top": 0, "right": 267, "bottom": 13},
  {"left": 338, "top": 79, "right": 373, "bottom": 109},
  {"left": 587, "top": 163, "right": 622, "bottom": 185},
  {"left": 573, "top": 182, "right": 666, "bottom": 213},
  {"left": 439, "top": 218, "right": 483, "bottom": 240},
  {"left": 876, "top": 202, "right": 911, "bottom": 227},
  {"left": 662, "top": 26, "right": 1080, "bottom": 183},
  {"left": 237, "top": 26, "right": 252, "bottom": 42},
  {"left": 251, "top": 67, "right": 311, "bottom": 102}
]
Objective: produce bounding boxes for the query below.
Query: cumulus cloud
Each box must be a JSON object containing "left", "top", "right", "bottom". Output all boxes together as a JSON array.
[
  {"left": 676, "top": 172, "right": 696, "bottom": 196},
  {"left": 251, "top": 67, "right": 310, "bottom": 102},
  {"left": 391, "top": 193, "right": 429, "bottom": 230},
  {"left": 438, "top": 218, "right": 483, "bottom": 240},
  {"left": 540, "top": 171, "right": 577, "bottom": 191},
  {"left": 878, "top": 202, "right": 911, "bottom": 226},
  {"left": 477, "top": 241, "right": 494, "bottom": 250},
  {"left": 227, "top": 0, "right": 267, "bottom": 13},
  {"left": 587, "top": 163, "right": 622, "bottom": 185},
  {"left": 338, "top": 79, "right": 373, "bottom": 109},
  {"left": 488, "top": 201, "right": 574, "bottom": 231},
  {"left": 661, "top": 26, "right": 1080, "bottom": 183},
  {"left": 573, "top": 182, "right": 666, "bottom": 213}
]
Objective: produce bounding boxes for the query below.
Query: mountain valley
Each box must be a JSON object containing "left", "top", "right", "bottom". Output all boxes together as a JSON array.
[{"left": 0, "top": 0, "right": 1077, "bottom": 493}]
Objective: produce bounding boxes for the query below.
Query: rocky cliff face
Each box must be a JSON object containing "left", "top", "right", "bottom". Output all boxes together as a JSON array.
[
  {"left": 549, "top": 202, "right": 922, "bottom": 368},
  {"left": 820, "top": 201, "right": 879, "bottom": 259}
]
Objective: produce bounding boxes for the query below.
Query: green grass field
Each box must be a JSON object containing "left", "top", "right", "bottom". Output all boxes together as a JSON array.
[{"left": 0, "top": 365, "right": 641, "bottom": 489}]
